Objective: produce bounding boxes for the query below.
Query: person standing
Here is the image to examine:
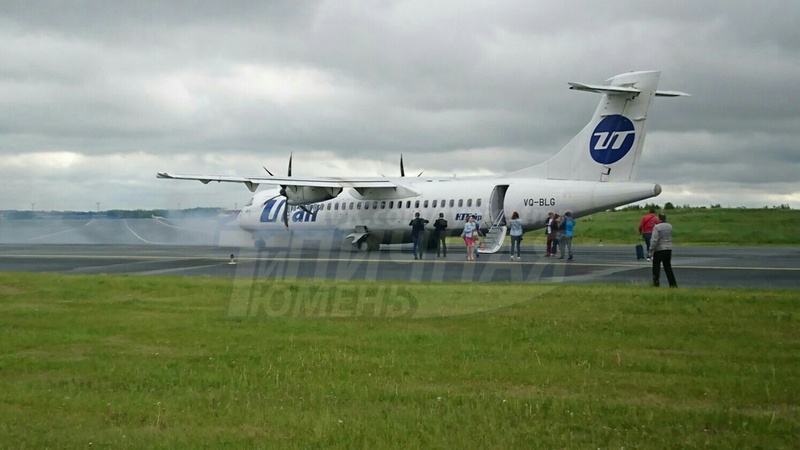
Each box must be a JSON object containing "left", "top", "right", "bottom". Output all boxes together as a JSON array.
[
  {"left": 433, "top": 213, "right": 448, "bottom": 258},
  {"left": 461, "top": 215, "right": 478, "bottom": 261},
  {"left": 409, "top": 212, "right": 429, "bottom": 260},
  {"left": 508, "top": 211, "right": 523, "bottom": 261},
  {"left": 649, "top": 213, "right": 677, "bottom": 287},
  {"left": 638, "top": 208, "right": 659, "bottom": 261},
  {"left": 558, "top": 211, "right": 575, "bottom": 260},
  {"left": 550, "top": 214, "right": 561, "bottom": 257},
  {"left": 545, "top": 212, "right": 556, "bottom": 257}
]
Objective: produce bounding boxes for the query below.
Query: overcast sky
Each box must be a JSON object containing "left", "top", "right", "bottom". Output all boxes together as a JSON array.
[{"left": 1, "top": 0, "right": 798, "bottom": 211}]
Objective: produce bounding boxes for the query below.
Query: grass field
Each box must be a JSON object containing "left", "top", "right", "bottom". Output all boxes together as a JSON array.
[
  {"left": 519, "top": 207, "right": 800, "bottom": 246},
  {"left": 1, "top": 273, "right": 798, "bottom": 448}
]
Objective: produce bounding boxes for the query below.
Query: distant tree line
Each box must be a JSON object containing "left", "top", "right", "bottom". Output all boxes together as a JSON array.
[{"left": 616, "top": 202, "right": 791, "bottom": 212}]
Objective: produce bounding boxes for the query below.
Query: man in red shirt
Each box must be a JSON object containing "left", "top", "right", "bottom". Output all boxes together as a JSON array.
[{"left": 638, "top": 208, "right": 659, "bottom": 260}]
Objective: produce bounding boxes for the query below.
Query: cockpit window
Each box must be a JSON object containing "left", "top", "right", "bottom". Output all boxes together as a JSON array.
[{"left": 245, "top": 197, "right": 254, "bottom": 207}]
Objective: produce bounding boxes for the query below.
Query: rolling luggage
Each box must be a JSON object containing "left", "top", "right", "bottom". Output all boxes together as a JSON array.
[{"left": 635, "top": 242, "right": 645, "bottom": 260}]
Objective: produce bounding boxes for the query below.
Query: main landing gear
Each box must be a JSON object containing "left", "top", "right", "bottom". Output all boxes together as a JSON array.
[{"left": 356, "top": 234, "right": 381, "bottom": 252}]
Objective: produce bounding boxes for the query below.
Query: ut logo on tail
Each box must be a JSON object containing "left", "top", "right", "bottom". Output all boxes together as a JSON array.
[{"left": 589, "top": 115, "right": 636, "bottom": 164}]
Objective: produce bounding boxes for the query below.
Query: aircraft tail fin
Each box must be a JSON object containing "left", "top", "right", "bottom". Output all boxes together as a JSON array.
[{"left": 509, "top": 71, "right": 688, "bottom": 182}]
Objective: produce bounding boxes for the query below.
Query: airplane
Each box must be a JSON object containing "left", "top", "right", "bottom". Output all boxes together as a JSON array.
[{"left": 158, "top": 71, "right": 688, "bottom": 253}]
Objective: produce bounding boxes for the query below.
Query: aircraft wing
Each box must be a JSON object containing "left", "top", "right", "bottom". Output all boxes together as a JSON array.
[{"left": 157, "top": 172, "right": 419, "bottom": 195}]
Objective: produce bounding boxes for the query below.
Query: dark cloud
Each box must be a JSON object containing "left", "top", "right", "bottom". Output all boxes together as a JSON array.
[{"left": 1, "top": 0, "right": 798, "bottom": 210}]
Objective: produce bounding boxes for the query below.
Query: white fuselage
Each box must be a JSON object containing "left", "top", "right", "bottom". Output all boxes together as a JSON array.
[{"left": 236, "top": 176, "right": 660, "bottom": 244}]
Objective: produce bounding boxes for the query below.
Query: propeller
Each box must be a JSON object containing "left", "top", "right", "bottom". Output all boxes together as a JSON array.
[
  {"left": 262, "top": 153, "right": 313, "bottom": 229},
  {"left": 400, "top": 154, "right": 424, "bottom": 177},
  {"left": 261, "top": 154, "right": 292, "bottom": 228}
]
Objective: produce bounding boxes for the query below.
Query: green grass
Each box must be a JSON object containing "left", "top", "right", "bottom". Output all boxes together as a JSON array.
[
  {"left": 514, "top": 208, "right": 800, "bottom": 246},
  {"left": 1, "top": 273, "right": 798, "bottom": 448}
]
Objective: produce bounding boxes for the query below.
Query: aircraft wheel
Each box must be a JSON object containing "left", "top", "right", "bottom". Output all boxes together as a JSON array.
[
  {"left": 253, "top": 238, "right": 266, "bottom": 250},
  {"left": 358, "top": 235, "right": 380, "bottom": 252}
]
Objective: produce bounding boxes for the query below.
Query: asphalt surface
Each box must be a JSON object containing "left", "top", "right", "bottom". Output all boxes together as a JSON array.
[
  {"left": 1, "top": 218, "right": 798, "bottom": 288},
  {"left": 1, "top": 243, "right": 798, "bottom": 288}
]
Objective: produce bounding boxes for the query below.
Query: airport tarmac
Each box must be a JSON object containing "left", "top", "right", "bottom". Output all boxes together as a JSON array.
[
  {"left": 1, "top": 243, "right": 798, "bottom": 288},
  {"left": 1, "top": 218, "right": 798, "bottom": 287}
]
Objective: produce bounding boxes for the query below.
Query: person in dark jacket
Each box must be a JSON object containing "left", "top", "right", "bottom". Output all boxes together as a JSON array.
[
  {"left": 409, "top": 212, "right": 429, "bottom": 260},
  {"left": 433, "top": 213, "right": 448, "bottom": 257},
  {"left": 545, "top": 212, "right": 556, "bottom": 257}
]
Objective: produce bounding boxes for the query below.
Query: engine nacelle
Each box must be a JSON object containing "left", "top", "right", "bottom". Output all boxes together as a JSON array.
[{"left": 282, "top": 186, "right": 343, "bottom": 204}]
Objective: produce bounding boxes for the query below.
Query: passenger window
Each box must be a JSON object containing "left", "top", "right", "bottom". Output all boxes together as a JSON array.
[
  {"left": 476, "top": 198, "right": 482, "bottom": 207},
  {"left": 365, "top": 202, "right": 370, "bottom": 210},
  {"left": 449, "top": 199, "right": 454, "bottom": 207},
  {"left": 432, "top": 200, "right": 437, "bottom": 208},
  {"left": 373, "top": 201, "right": 378, "bottom": 209},
  {"left": 349, "top": 202, "right": 354, "bottom": 210},
  {"left": 415, "top": 200, "right": 420, "bottom": 208},
  {"left": 389, "top": 201, "right": 394, "bottom": 208},
  {"left": 406, "top": 201, "right": 411, "bottom": 209},
  {"left": 424, "top": 200, "right": 429, "bottom": 208},
  {"left": 381, "top": 201, "right": 386, "bottom": 209},
  {"left": 458, "top": 199, "right": 463, "bottom": 207},
  {"left": 467, "top": 199, "right": 472, "bottom": 207},
  {"left": 357, "top": 202, "right": 361, "bottom": 210},
  {"left": 334, "top": 203, "right": 339, "bottom": 211}
]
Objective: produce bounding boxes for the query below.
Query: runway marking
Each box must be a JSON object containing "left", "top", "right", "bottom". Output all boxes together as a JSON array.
[
  {"left": 29, "top": 219, "right": 94, "bottom": 241},
  {"left": 136, "top": 263, "right": 233, "bottom": 276},
  {"left": 151, "top": 216, "right": 210, "bottom": 232},
  {"left": 123, "top": 220, "right": 155, "bottom": 244},
  {"left": 2, "top": 254, "right": 798, "bottom": 272}
]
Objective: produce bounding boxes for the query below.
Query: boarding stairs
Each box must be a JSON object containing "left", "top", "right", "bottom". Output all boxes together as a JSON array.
[{"left": 477, "top": 210, "right": 507, "bottom": 254}]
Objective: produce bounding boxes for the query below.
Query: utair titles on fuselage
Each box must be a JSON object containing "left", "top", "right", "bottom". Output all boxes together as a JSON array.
[{"left": 158, "top": 71, "right": 688, "bottom": 252}]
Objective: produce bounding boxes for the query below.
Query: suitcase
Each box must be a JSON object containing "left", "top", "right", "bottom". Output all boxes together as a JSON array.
[{"left": 635, "top": 243, "right": 645, "bottom": 260}]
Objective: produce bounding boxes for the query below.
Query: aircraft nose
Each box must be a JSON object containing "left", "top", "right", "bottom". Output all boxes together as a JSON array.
[{"left": 236, "top": 208, "right": 254, "bottom": 229}]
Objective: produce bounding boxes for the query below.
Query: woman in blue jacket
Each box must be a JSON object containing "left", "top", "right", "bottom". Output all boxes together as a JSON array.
[{"left": 558, "top": 211, "right": 575, "bottom": 260}]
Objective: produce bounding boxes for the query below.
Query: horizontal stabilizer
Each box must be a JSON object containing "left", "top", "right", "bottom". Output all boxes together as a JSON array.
[
  {"left": 568, "top": 82, "right": 640, "bottom": 95},
  {"left": 654, "top": 90, "right": 691, "bottom": 97},
  {"left": 569, "top": 82, "right": 690, "bottom": 99}
]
